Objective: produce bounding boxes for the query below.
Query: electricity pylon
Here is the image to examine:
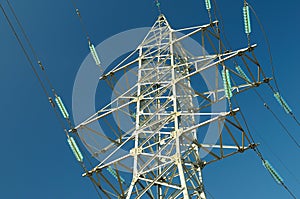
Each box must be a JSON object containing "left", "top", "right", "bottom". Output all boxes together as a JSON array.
[{"left": 75, "top": 14, "right": 268, "bottom": 198}]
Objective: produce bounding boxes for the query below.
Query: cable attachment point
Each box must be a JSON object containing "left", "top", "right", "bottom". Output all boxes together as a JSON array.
[
  {"left": 37, "top": 61, "right": 45, "bottom": 70},
  {"left": 48, "top": 97, "right": 55, "bottom": 108},
  {"left": 263, "top": 77, "right": 271, "bottom": 84},
  {"left": 154, "top": 0, "right": 162, "bottom": 14},
  {"left": 75, "top": 8, "right": 80, "bottom": 16},
  {"left": 70, "top": 128, "right": 78, "bottom": 133}
]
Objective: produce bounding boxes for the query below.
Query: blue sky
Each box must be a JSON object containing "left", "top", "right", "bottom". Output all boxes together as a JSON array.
[{"left": 0, "top": 0, "right": 299, "bottom": 198}]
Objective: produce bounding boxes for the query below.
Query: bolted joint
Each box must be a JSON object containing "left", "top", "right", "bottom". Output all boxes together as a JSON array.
[
  {"left": 71, "top": 128, "right": 78, "bottom": 133},
  {"left": 172, "top": 154, "right": 181, "bottom": 165},
  {"left": 192, "top": 161, "right": 206, "bottom": 170},
  {"left": 132, "top": 174, "right": 139, "bottom": 183},
  {"left": 238, "top": 148, "right": 245, "bottom": 153},
  {"left": 249, "top": 143, "right": 258, "bottom": 149},
  {"left": 171, "top": 131, "right": 177, "bottom": 139},
  {"left": 82, "top": 171, "right": 93, "bottom": 177},
  {"left": 48, "top": 97, "right": 55, "bottom": 108},
  {"left": 251, "top": 82, "right": 261, "bottom": 87},
  {"left": 99, "top": 75, "right": 107, "bottom": 80},
  {"left": 171, "top": 128, "right": 183, "bottom": 139},
  {"left": 229, "top": 111, "right": 237, "bottom": 116},
  {"left": 130, "top": 147, "right": 142, "bottom": 156},
  {"left": 263, "top": 78, "right": 271, "bottom": 84}
]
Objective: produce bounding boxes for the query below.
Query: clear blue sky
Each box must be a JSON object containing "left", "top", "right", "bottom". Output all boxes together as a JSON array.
[{"left": 0, "top": 0, "right": 299, "bottom": 198}]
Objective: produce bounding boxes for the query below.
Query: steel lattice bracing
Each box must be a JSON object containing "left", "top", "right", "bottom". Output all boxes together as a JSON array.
[
  {"left": 74, "top": 15, "right": 268, "bottom": 198},
  {"left": 3, "top": 0, "right": 297, "bottom": 197},
  {"left": 125, "top": 15, "right": 207, "bottom": 199}
]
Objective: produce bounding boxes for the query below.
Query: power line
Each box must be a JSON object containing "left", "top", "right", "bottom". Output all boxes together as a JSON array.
[
  {"left": 249, "top": 124, "right": 300, "bottom": 186},
  {"left": 247, "top": 3, "right": 280, "bottom": 93},
  {"left": 246, "top": 3, "right": 300, "bottom": 127},
  {"left": 254, "top": 89, "right": 300, "bottom": 149},
  {"left": 2, "top": 1, "right": 76, "bottom": 133},
  {"left": 0, "top": 4, "right": 50, "bottom": 100},
  {"left": 0, "top": 3, "right": 71, "bottom": 133},
  {"left": 0, "top": 3, "right": 105, "bottom": 198},
  {"left": 68, "top": 0, "right": 102, "bottom": 69},
  {"left": 205, "top": 1, "right": 299, "bottom": 197},
  {"left": 69, "top": 0, "right": 91, "bottom": 42},
  {"left": 232, "top": 96, "right": 297, "bottom": 199},
  {"left": 5, "top": 0, "right": 76, "bottom": 130},
  {"left": 6, "top": 0, "right": 55, "bottom": 90}
]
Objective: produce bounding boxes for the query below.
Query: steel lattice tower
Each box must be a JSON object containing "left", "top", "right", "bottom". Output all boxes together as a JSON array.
[
  {"left": 2, "top": 0, "right": 296, "bottom": 197},
  {"left": 75, "top": 14, "right": 267, "bottom": 198}
]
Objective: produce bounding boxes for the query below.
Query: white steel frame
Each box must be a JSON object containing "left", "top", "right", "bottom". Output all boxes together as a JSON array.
[{"left": 74, "top": 15, "right": 268, "bottom": 199}]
